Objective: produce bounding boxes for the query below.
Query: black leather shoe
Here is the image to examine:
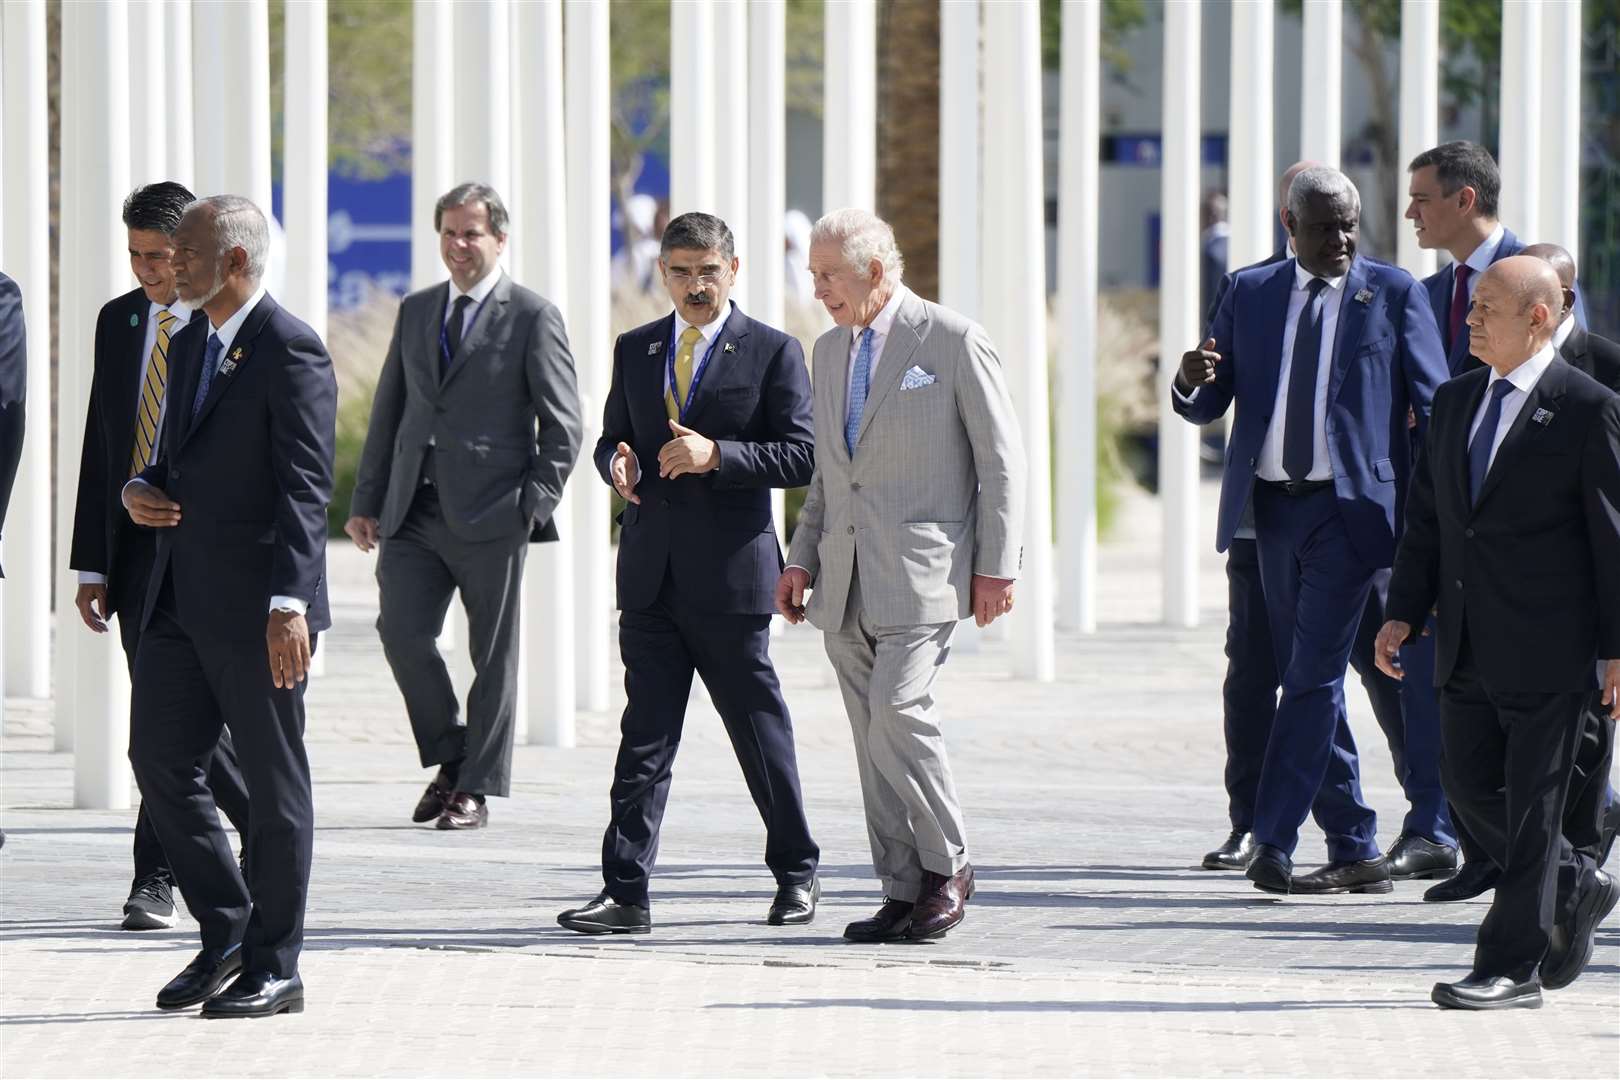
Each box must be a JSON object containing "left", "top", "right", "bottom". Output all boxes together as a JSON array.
[
  {"left": 202, "top": 970, "right": 304, "bottom": 1018},
  {"left": 1597, "top": 800, "right": 1620, "bottom": 868},
  {"left": 843, "top": 898, "right": 914, "bottom": 942},
  {"left": 1541, "top": 870, "right": 1618, "bottom": 990},
  {"left": 1246, "top": 844, "right": 1293, "bottom": 894},
  {"left": 1385, "top": 834, "right": 1459, "bottom": 880},
  {"left": 411, "top": 768, "right": 454, "bottom": 823},
  {"left": 1201, "top": 830, "right": 1254, "bottom": 870},
  {"left": 1292, "top": 855, "right": 1394, "bottom": 894},
  {"left": 1423, "top": 859, "right": 1499, "bottom": 902},
  {"left": 436, "top": 792, "right": 488, "bottom": 830},
  {"left": 767, "top": 876, "right": 820, "bottom": 925},
  {"left": 557, "top": 893, "right": 652, "bottom": 935},
  {"left": 155, "top": 944, "right": 243, "bottom": 1010},
  {"left": 1431, "top": 973, "right": 1542, "bottom": 1010}
]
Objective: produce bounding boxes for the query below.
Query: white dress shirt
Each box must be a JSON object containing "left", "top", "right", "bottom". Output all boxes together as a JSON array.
[
  {"left": 1453, "top": 222, "right": 1506, "bottom": 304},
  {"left": 1468, "top": 342, "right": 1555, "bottom": 475},
  {"left": 1553, "top": 313, "right": 1576, "bottom": 357},
  {"left": 665, "top": 299, "right": 735, "bottom": 399},
  {"left": 846, "top": 283, "right": 910, "bottom": 401},
  {"left": 443, "top": 265, "right": 502, "bottom": 342},
  {"left": 1254, "top": 262, "right": 1348, "bottom": 482}
]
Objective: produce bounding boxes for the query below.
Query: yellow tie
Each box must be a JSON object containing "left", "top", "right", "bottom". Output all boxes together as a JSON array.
[
  {"left": 666, "top": 325, "right": 703, "bottom": 421},
  {"left": 131, "top": 310, "right": 179, "bottom": 476}
]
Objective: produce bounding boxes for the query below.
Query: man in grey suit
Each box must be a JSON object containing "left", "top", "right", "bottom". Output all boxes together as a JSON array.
[
  {"left": 346, "top": 182, "right": 583, "bottom": 830},
  {"left": 776, "top": 209, "right": 1026, "bottom": 942}
]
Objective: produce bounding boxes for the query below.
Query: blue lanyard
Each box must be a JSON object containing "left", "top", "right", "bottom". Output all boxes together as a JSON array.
[
  {"left": 665, "top": 310, "right": 728, "bottom": 419},
  {"left": 439, "top": 291, "right": 489, "bottom": 369}
]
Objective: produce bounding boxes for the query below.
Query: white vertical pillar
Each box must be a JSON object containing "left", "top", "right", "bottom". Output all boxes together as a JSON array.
[
  {"left": 748, "top": 0, "right": 788, "bottom": 549},
  {"left": 822, "top": 0, "right": 877, "bottom": 212},
  {"left": 62, "top": 0, "right": 135, "bottom": 807},
  {"left": 452, "top": 0, "right": 512, "bottom": 200},
  {"left": 981, "top": 1, "right": 1055, "bottom": 680},
  {"left": 939, "top": 0, "right": 980, "bottom": 321},
  {"left": 1056, "top": 0, "right": 1098, "bottom": 634},
  {"left": 411, "top": 0, "right": 453, "bottom": 289},
  {"left": 1538, "top": 0, "right": 1580, "bottom": 261},
  {"left": 670, "top": 0, "right": 717, "bottom": 217},
  {"left": 192, "top": 0, "right": 272, "bottom": 209},
  {"left": 2, "top": 0, "right": 52, "bottom": 699},
  {"left": 1397, "top": 0, "right": 1439, "bottom": 279},
  {"left": 514, "top": 0, "right": 576, "bottom": 746},
  {"left": 712, "top": 0, "right": 749, "bottom": 307},
  {"left": 127, "top": 0, "right": 169, "bottom": 185},
  {"left": 1227, "top": 0, "right": 1274, "bottom": 272},
  {"left": 1159, "top": 0, "right": 1201, "bottom": 630},
  {"left": 566, "top": 0, "right": 612, "bottom": 712},
  {"left": 1298, "top": 0, "right": 1341, "bottom": 167},
  {"left": 165, "top": 0, "right": 195, "bottom": 188},
  {"left": 1498, "top": 0, "right": 1542, "bottom": 240}
]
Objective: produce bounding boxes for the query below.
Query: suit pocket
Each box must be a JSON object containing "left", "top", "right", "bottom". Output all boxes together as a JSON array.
[
  {"left": 1372, "top": 458, "right": 1396, "bottom": 482},
  {"left": 1356, "top": 334, "right": 1393, "bottom": 356}
]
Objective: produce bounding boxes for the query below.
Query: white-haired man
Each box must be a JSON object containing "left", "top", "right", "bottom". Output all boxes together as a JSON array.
[{"left": 775, "top": 208, "right": 1026, "bottom": 942}]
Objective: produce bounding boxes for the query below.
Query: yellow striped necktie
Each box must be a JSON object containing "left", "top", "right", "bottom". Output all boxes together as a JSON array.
[
  {"left": 130, "top": 310, "right": 179, "bottom": 476},
  {"left": 665, "top": 326, "right": 703, "bottom": 421}
]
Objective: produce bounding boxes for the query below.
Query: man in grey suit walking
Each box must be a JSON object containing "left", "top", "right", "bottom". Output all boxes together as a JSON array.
[
  {"left": 346, "top": 182, "right": 583, "bottom": 830},
  {"left": 776, "top": 209, "right": 1026, "bottom": 942}
]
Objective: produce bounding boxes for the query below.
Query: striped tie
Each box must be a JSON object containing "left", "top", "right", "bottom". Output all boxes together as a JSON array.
[{"left": 130, "top": 310, "right": 179, "bottom": 476}]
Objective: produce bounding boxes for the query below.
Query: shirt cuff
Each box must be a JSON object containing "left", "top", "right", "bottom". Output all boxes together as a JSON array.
[
  {"left": 121, "top": 477, "right": 153, "bottom": 508},
  {"left": 269, "top": 596, "right": 308, "bottom": 615},
  {"left": 78, "top": 572, "right": 108, "bottom": 586},
  {"left": 1171, "top": 382, "right": 1201, "bottom": 405}
]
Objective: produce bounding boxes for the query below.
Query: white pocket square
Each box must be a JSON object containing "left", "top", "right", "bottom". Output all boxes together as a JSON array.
[{"left": 900, "top": 365, "right": 937, "bottom": 390}]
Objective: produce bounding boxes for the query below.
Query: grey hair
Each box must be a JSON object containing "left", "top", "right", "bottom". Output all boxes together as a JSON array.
[
  {"left": 810, "top": 208, "right": 905, "bottom": 282},
  {"left": 189, "top": 194, "right": 269, "bottom": 283},
  {"left": 1286, "top": 167, "right": 1360, "bottom": 221},
  {"left": 659, "top": 211, "right": 735, "bottom": 262},
  {"left": 435, "top": 182, "right": 510, "bottom": 237}
]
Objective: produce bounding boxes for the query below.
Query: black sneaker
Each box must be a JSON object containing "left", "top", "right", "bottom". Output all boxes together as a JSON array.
[{"left": 122, "top": 874, "right": 178, "bottom": 930}]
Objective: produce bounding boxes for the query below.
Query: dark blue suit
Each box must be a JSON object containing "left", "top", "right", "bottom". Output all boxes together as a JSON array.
[
  {"left": 591, "top": 305, "right": 819, "bottom": 906},
  {"left": 128, "top": 293, "right": 336, "bottom": 979},
  {"left": 1176, "top": 255, "right": 1450, "bottom": 860}
]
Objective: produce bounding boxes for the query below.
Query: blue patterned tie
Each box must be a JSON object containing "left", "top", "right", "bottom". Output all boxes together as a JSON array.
[
  {"left": 1282, "top": 277, "right": 1329, "bottom": 482},
  {"left": 191, "top": 333, "right": 224, "bottom": 422},
  {"left": 1467, "top": 379, "right": 1516, "bottom": 504},
  {"left": 845, "top": 327, "right": 875, "bottom": 454}
]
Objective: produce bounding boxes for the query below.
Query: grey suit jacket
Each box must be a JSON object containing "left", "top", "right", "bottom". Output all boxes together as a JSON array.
[
  {"left": 785, "top": 289, "right": 1026, "bottom": 629},
  {"left": 351, "top": 273, "right": 583, "bottom": 543}
]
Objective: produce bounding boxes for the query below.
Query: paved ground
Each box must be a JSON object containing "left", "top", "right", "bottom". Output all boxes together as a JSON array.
[{"left": 3, "top": 482, "right": 1616, "bottom": 1076}]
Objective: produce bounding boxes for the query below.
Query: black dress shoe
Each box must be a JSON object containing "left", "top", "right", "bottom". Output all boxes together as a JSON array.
[
  {"left": 909, "top": 865, "right": 975, "bottom": 940},
  {"left": 843, "top": 898, "right": 914, "bottom": 942},
  {"left": 436, "top": 792, "right": 488, "bottom": 830},
  {"left": 767, "top": 876, "right": 820, "bottom": 925},
  {"left": 412, "top": 769, "right": 454, "bottom": 823},
  {"left": 1431, "top": 972, "right": 1542, "bottom": 1010},
  {"left": 1385, "top": 834, "right": 1459, "bottom": 880},
  {"left": 1541, "top": 870, "right": 1618, "bottom": 990},
  {"left": 1246, "top": 844, "right": 1293, "bottom": 894},
  {"left": 1597, "top": 800, "right": 1620, "bottom": 868},
  {"left": 557, "top": 893, "right": 652, "bottom": 935},
  {"left": 1423, "top": 859, "right": 1499, "bottom": 902},
  {"left": 1201, "top": 830, "right": 1254, "bottom": 871},
  {"left": 1292, "top": 855, "right": 1393, "bottom": 895},
  {"left": 155, "top": 944, "right": 243, "bottom": 1010},
  {"left": 202, "top": 970, "right": 304, "bottom": 1018}
]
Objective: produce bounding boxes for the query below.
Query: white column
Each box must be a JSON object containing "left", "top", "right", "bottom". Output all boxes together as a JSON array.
[
  {"left": 566, "top": 0, "right": 612, "bottom": 712},
  {"left": 1298, "top": 0, "right": 1341, "bottom": 167},
  {"left": 127, "top": 0, "right": 168, "bottom": 185},
  {"left": 1538, "top": 0, "right": 1580, "bottom": 260},
  {"left": 669, "top": 0, "right": 716, "bottom": 217},
  {"left": 981, "top": 1, "right": 1054, "bottom": 680},
  {"left": 514, "top": 0, "right": 576, "bottom": 746},
  {"left": 711, "top": 0, "right": 749, "bottom": 306},
  {"left": 2, "top": 0, "right": 52, "bottom": 699},
  {"left": 165, "top": 0, "right": 195, "bottom": 187},
  {"left": 938, "top": 0, "right": 980, "bottom": 321},
  {"left": 452, "top": 0, "right": 512, "bottom": 199},
  {"left": 1056, "top": 0, "right": 1098, "bottom": 634},
  {"left": 1227, "top": 0, "right": 1274, "bottom": 272},
  {"left": 748, "top": 0, "right": 788, "bottom": 548},
  {"left": 61, "top": 0, "right": 135, "bottom": 806},
  {"left": 191, "top": 0, "right": 271, "bottom": 209},
  {"left": 1159, "top": 0, "right": 1200, "bottom": 629},
  {"left": 1396, "top": 0, "right": 1439, "bottom": 279},
  {"left": 1498, "top": 0, "right": 1542, "bottom": 240},
  {"left": 822, "top": 0, "right": 876, "bottom": 212},
  {"left": 411, "top": 0, "right": 453, "bottom": 289}
]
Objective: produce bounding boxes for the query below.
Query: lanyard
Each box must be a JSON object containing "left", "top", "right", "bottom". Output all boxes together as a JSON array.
[
  {"left": 665, "top": 310, "right": 728, "bottom": 419},
  {"left": 439, "top": 291, "right": 489, "bottom": 370}
]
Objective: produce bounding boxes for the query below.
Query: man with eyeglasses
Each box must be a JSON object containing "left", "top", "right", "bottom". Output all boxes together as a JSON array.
[{"left": 557, "top": 211, "right": 821, "bottom": 934}]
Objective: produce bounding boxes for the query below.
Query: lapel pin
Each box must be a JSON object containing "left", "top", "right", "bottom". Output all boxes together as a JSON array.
[
  {"left": 723, "top": 342, "right": 737, "bottom": 353},
  {"left": 129, "top": 313, "right": 140, "bottom": 326},
  {"left": 1354, "top": 287, "right": 1375, "bottom": 304},
  {"left": 220, "top": 347, "right": 244, "bottom": 377},
  {"left": 647, "top": 341, "right": 662, "bottom": 355},
  {"left": 1532, "top": 408, "right": 1554, "bottom": 426}
]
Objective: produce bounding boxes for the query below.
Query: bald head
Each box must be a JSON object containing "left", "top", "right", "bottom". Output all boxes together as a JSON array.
[
  {"left": 1521, "top": 242, "right": 1577, "bottom": 322},
  {"left": 1467, "top": 256, "right": 1564, "bottom": 373},
  {"left": 1278, "top": 161, "right": 1324, "bottom": 214}
]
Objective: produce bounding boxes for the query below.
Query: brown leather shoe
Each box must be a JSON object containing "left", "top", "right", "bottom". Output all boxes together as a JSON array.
[
  {"left": 843, "top": 898, "right": 915, "bottom": 942},
  {"left": 907, "top": 863, "right": 975, "bottom": 940},
  {"left": 435, "top": 792, "right": 488, "bottom": 830},
  {"left": 411, "top": 769, "right": 454, "bottom": 823}
]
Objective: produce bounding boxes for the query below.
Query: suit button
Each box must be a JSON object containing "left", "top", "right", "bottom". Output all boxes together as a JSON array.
[
  {"left": 1248, "top": 457, "right": 1256, "bottom": 467},
  {"left": 660, "top": 499, "right": 670, "bottom": 508},
  {"left": 171, "top": 469, "right": 181, "bottom": 480},
  {"left": 847, "top": 525, "right": 855, "bottom": 535},
  {"left": 1465, "top": 528, "right": 1475, "bottom": 538},
  {"left": 850, "top": 482, "right": 861, "bottom": 491},
  {"left": 1455, "top": 579, "right": 1463, "bottom": 589}
]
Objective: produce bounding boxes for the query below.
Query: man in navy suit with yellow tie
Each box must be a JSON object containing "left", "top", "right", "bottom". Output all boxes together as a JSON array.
[{"left": 1174, "top": 168, "right": 1450, "bottom": 895}]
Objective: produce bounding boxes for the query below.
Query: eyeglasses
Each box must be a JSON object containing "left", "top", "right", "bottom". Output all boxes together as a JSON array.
[{"left": 665, "top": 267, "right": 730, "bottom": 286}]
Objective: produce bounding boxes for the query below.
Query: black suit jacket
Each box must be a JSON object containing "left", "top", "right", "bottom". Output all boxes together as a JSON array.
[
  {"left": 1387, "top": 358, "right": 1620, "bottom": 691},
  {"left": 1559, "top": 325, "right": 1620, "bottom": 394},
  {"left": 595, "top": 306, "right": 814, "bottom": 615},
  {"left": 136, "top": 293, "right": 338, "bottom": 641},
  {"left": 69, "top": 289, "right": 207, "bottom": 613},
  {"left": 0, "top": 273, "right": 25, "bottom": 577}
]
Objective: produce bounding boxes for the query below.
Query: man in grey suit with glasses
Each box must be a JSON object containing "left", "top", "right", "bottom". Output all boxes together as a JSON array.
[{"left": 777, "top": 208, "right": 1026, "bottom": 943}]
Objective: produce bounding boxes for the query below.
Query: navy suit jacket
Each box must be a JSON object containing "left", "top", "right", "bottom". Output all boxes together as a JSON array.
[
  {"left": 1173, "top": 255, "right": 1450, "bottom": 569},
  {"left": 595, "top": 305, "right": 814, "bottom": 615},
  {"left": 136, "top": 294, "right": 338, "bottom": 642},
  {"left": 0, "top": 273, "right": 25, "bottom": 578}
]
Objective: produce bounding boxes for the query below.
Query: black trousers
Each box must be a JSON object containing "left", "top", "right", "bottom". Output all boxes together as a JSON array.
[
  {"left": 128, "top": 578, "right": 314, "bottom": 978},
  {"left": 1439, "top": 633, "right": 1593, "bottom": 981},
  {"left": 602, "top": 572, "right": 819, "bottom": 907}
]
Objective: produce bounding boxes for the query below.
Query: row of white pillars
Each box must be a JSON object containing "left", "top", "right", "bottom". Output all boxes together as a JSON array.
[
  {"left": 1298, "top": 0, "right": 1343, "bottom": 168},
  {"left": 823, "top": 0, "right": 877, "bottom": 213},
  {"left": 1536, "top": 0, "right": 1581, "bottom": 261},
  {"left": 1226, "top": 1, "right": 1274, "bottom": 273},
  {"left": 1396, "top": 0, "right": 1439, "bottom": 279}
]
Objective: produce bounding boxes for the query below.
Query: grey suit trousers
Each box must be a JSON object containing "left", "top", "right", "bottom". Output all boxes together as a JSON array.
[
  {"left": 823, "top": 559, "right": 968, "bottom": 901},
  {"left": 376, "top": 483, "right": 527, "bottom": 797}
]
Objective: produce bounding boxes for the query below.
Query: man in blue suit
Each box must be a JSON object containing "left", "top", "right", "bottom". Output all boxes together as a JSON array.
[
  {"left": 557, "top": 212, "right": 820, "bottom": 934},
  {"left": 1174, "top": 168, "right": 1450, "bottom": 895}
]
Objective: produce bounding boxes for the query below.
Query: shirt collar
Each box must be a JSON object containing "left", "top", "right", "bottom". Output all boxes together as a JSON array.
[
  {"left": 208, "top": 285, "right": 268, "bottom": 355},
  {"left": 673, "top": 299, "right": 735, "bottom": 346},
  {"left": 860, "top": 283, "right": 909, "bottom": 341},
  {"left": 451, "top": 266, "right": 502, "bottom": 306},
  {"left": 1552, "top": 315, "right": 1576, "bottom": 351},
  {"left": 150, "top": 297, "right": 194, "bottom": 324},
  {"left": 1291, "top": 260, "right": 1346, "bottom": 292},
  {"left": 1464, "top": 222, "right": 1507, "bottom": 274},
  {"left": 1488, "top": 341, "right": 1556, "bottom": 395}
]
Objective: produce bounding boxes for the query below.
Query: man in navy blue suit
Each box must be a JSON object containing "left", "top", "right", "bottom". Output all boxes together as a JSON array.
[
  {"left": 557, "top": 212, "right": 820, "bottom": 934},
  {"left": 124, "top": 195, "right": 336, "bottom": 1017},
  {"left": 1174, "top": 168, "right": 1450, "bottom": 895}
]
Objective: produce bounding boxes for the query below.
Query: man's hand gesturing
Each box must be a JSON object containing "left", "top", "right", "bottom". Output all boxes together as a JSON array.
[
  {"left": 611, "top": 442, "right": 641, "bottom": 504},
  {"left": 1177, "top": 338, "right": 1221, "bottom": 391}
]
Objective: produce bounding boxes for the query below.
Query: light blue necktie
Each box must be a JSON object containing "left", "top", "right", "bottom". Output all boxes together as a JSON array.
[
  {"left": 191, "top": 333, "right": 224, "bottom": 422},
  {"left": 845, "top": 327, "right": 875, "bottom": 454}
]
